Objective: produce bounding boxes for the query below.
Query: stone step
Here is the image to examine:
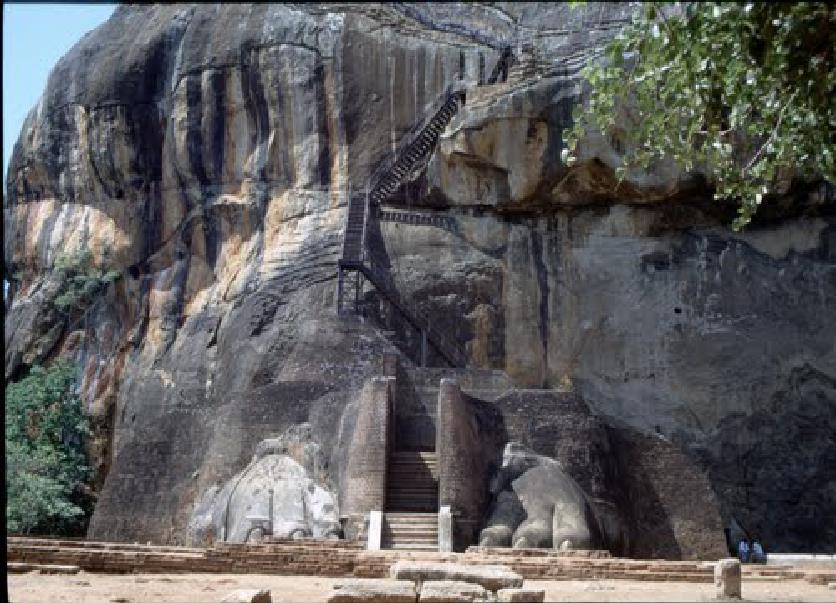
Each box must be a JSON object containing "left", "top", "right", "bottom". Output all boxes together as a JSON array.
[
  {"left": 386, "top": 501, "right": 438, "bottom": 509},
  {"left": 383, "top": 530, "right": 438, "bottom": 538},
  {"left": 384, "top": 520, "right": 438, "bottom": 527},
  {"left": 387, "top": 488, "right": 438, "bottom": 496},
  {"left": 383, "top": 529, "right": 438, "bottom": 537},
  {"left": 386, "top": 498, "right": 438, "bottom": 513},
  {"left": 387, "top": 478, "right": 438, "bottom": 484},
  {"left": 383, "top": 511, "right": 438, "bottom": 528},
  {"left": 391, "top": 451, "right": 436, "bottom": 459},
  {"left": 388, "top": 464, "right": 437, "bottom": 470},
  {"left": 381, "top": 543, "right": 438, "bottom": 551},
  {"left": 386, "top": 499, "right": 438, "bottom": 507},
  {"left": 382, "top": 540, "right": 438, "bottom": 547}
]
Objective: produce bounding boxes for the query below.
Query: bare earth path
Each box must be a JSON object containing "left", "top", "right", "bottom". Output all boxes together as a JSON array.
[{"left": 8, "top": 573, "right": 836, "bottom": 603}]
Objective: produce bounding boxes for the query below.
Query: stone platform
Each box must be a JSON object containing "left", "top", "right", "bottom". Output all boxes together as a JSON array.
[{"left": 8, "top": 537, "right": 836, "bottom": 586}]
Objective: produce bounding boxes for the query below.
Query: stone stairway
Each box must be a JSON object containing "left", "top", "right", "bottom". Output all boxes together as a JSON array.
[
  {"left": 386, "top": 451, "right": 438, "bottom": 513},
  {"left": 383, "top": 450, "right": 439, "bottom": 552},
  {"left": 382, "top": 513, "right": 439, "bottom": 551}
]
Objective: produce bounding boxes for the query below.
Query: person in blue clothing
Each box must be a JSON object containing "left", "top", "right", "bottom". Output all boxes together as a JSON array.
[
  {"left": 751, "top": 538, "right": 766, "bottom": 564},
  {"left": 737, "top": 538, "right": 751, "bottom": 563}
]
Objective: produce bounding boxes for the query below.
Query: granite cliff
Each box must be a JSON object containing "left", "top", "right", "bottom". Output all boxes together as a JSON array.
[{"left": 5, "top": 3, "right": 835, "bottom": 556}]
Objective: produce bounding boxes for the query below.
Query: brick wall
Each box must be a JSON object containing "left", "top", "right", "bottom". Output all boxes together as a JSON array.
[
  {"left": 437, "top": 379, "right": 490, "bottom": 550},
  {"left": 342, "top": 377, "right": 394, "bottom": 520}
]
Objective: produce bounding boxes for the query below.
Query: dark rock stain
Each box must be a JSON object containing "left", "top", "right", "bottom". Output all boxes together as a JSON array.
[
  {"left": 530, "top": 229, "right": 549, "bottom": 376},
  {"left": 313, "top": 59, "right": 331, "bottom": 187},
  {"left": 209, "top": 69, "right": 225, "bottom": 184},
  {"left": 184, "top": 76, "right": 208, "bottom": 188}
]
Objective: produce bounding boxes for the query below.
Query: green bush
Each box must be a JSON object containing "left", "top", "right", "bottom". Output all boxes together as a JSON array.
[
  {"left": 53, "top": 244, "right": 120, "bottom": 316},
  {"left": 5, "top": 359, "right": 93, "bottom": 535}
]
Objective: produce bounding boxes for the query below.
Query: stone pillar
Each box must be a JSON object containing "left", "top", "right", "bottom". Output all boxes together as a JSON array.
[
  {"left": 714, "top": 558, "right": 742, "bottom": 599},
  {"left": 367, "top": 510, "right": 383, "bottom": 551},
  {"left": 436, "top": 379, "right": 488, "bottom": 550},
  {"left": 381, "top": 353, "right": 399, "bottom": 378},
  {"left": 342, "top": 377, "right": 394, "bottom": 521},
  {"left": 438, "top": 505, "right": 453, "bottom": 552}
]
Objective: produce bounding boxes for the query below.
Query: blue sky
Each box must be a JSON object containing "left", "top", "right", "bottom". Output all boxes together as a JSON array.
[{"left": 3, "top": 3, "right": 116, "bottom": 183}]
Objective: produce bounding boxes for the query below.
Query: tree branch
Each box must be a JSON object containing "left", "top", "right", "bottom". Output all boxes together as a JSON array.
[{"left": 743, "top": 90, "right": 797, "bottom": 174}]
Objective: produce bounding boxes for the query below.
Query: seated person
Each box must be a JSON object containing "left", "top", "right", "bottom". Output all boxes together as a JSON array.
[
  {"left": 751, "top": 539, "right": 766, "bottom": 564},
  {"left": 737, "top": 538, "right": 750, "bottom": 563}
]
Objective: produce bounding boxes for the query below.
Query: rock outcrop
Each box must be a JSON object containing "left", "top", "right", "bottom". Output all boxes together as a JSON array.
[{"left": 4, "top": 3, "right": 834, "bottom": 554}]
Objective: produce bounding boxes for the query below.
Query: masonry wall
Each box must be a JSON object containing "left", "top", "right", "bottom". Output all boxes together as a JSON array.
[
  {"left": 437, "top": 378, "right": 490, "bottom": 550},
  {"left": 341, "top": 377, "right": 394, "bottom": 529}
]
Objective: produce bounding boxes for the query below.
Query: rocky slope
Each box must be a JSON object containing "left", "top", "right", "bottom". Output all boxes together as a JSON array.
[{"left": 5, "top": 3, "right": 835, "bottom": 554}]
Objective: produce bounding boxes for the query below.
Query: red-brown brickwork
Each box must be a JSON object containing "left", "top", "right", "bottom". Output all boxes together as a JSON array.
[
  {"left": 13, "top": 537, "right": 828, "bottom": 584},
  {"left": 342, "top": 377, "right": 395, "bottom": 520},
  {"left": 437, "top": 379, "right": 491, "bottom": 550}
]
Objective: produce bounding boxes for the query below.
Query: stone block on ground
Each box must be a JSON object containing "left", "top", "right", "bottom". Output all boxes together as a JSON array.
[
  {"left": 419, "top": 580, "right": 491, "bottom": 603},
  {"left": 7, "top": 562, "right": 81, "bottom": 575},
  {"left": 714, "top": 558, "right": 742, "bottom": 599},
  {"left": 390, "top": 561, "right": 523, "bottom": 592},
  {"left": 219, "top": 589, "right": 272, "bottom": 603},
  {"left": 327, "top": 579, "right": 417, "bottom": 603},
  {"left": 496, "top": 587, "right": 545, "bottom": 602}
]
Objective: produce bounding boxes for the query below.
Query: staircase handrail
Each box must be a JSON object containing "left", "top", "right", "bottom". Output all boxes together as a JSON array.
[
  {"left": 486, "top": 45, "right": 514, "bottom": 84},
  {"left": 368, "top": 86, "right": 466, "bottom": 204},
  {"left": 359, "top": 264, "right": 467, "bottom": 368}
]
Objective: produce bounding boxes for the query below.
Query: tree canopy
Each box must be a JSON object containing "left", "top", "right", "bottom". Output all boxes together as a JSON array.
[
  {"left": 6, "top": 360, "right": 93, "bottom": 535},
  {"left": 563, "top": 2, "right": 835, "bottom": 230}
]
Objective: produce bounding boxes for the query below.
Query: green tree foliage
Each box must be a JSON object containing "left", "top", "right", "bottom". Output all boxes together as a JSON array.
[
  {"left": 563, "top": 2, "right": 835, "bottom": 229},
  {"left": 5, "top": 359, "right": 93, "bottom": 535},
  {"left": 53, "top": 243, "right": 120, "bottom": 316}
]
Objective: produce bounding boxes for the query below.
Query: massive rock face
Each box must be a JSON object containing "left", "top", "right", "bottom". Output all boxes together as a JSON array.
[{"left": 4, "top": 3, "right": 835, "bottom": 554}]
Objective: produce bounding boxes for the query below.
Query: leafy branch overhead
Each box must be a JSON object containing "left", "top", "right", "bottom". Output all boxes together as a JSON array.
[{"left": 563, "top": 2, "right": 835, "bottom": 230}]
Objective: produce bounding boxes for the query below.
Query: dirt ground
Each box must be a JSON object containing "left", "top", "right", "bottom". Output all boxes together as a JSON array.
[{"left": 7, "top": 572, "right": 836, "bottom": 603}]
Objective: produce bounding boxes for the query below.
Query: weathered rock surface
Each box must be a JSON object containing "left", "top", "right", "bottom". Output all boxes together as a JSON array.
[
  {"left": 328, "top": 579, "right": 417, "bottom": 603},
  {"left": 4, "top": 2, "right": 835, "bottom": 554},
  {"left": 419, "top": 581, "right": 491, "bottom": 603},
  {"left": 496, "top": 588, "right": 545, "bottom": 603},
  {"left": 390, "top": 561, "right": 522, "bottom": 592}
]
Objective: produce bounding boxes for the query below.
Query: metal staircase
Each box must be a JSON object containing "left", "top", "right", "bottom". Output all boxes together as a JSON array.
[
  {"left": 337, "top": 48, "right": 516, "bottom": 368},
  {"left": 486, "top": 44, "right": 514, "bottom": 84}
]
